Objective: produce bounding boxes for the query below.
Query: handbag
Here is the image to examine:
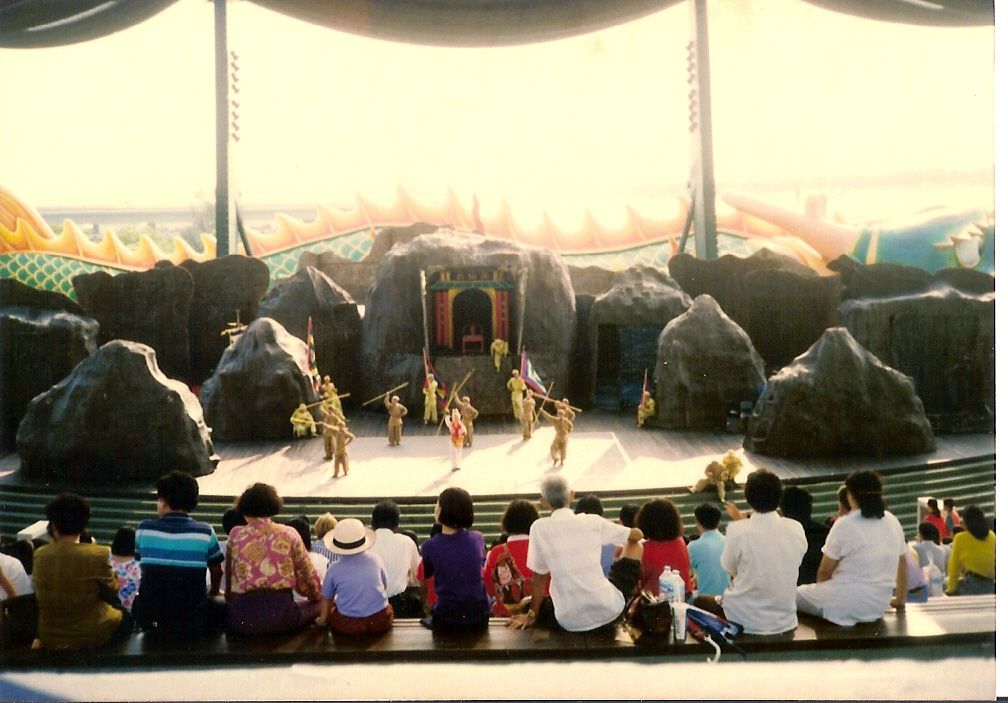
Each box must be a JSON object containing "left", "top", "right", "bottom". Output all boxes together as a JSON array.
[{"left": 629, "top": 594, "right": 672, "bottom": 635}]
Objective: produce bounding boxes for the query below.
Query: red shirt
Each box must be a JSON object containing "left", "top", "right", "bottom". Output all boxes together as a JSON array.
[
  {"left": 638, "top": 537, "right": 694, "bottom": 597},
  {"left": 924, "top": 514, "right": 949, "bottom": 542},
  {"left": 482, "top": 536, "right": 551, "bottom": 617}
]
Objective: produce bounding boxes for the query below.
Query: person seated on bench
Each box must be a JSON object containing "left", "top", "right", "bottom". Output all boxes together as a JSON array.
[
  {"left": 32, "top": 494, "right": 133, "bottom": 650},
  {"left": 509, "top": 475, "right": 643, "bottom": 632},
  {"left": 420, "top": 488, "right": 491, "bottom": 632},
  {"left": 946, "top": 505, "right": 995, "bottom": 596},
  {"left": 315, "top": 518, "right": 394, "bottom": 636},
  {"left": 109, "top": 527, "right": 141, "bottom": 611},
  {"left": 1, "top": 546, "right": 32, "bottom": 602},
  {"left": 134, "top": 472, "right": 226, "bottom": 641},
  {"left": 311, "top": 513, "right": 339, "bottom": 565},
  {"left": 369, "top": 501, "right": 423, "bottom": 618},
  {"left": 780, "top": 487, "right": 829, "bottom": 586},
  {"left": 912, "top": 521, "right": 949, "bottom": 581},
  {"left": 635, "top": 498, "right": 693, "bottom": 599},
  {"left": 694, "top": 470, "right": 806, "bottom": 636},
  {"left": 573, "top": 495, "right": 618, "bottom": 576},
  {"left": 687, "top": 503, "right": 729, "bottom": 598},
  {"left": 225, "top": 483, "right": 323, "bottom": 635},
  {"left": 796, "top": 471, "right": 908, "bottom": 625},
  {"left": 484, "top": 499, "right": 546, "bottom": 617}
]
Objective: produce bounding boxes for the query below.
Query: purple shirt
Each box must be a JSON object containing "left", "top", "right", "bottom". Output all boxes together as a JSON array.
[
  {"left": 421, "top": 530, "right": 491, "bottom": 621},
  {"left": 321, "top": 551, "right": 389, "bottom": 618}
]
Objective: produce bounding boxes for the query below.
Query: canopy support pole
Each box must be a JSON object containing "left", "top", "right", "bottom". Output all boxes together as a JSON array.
[
  {"left": 214, "top": 0, "right": 236, "bottom": 257},
  {"left": 688, "top": 0, "right": 717, "bottom": 260}
]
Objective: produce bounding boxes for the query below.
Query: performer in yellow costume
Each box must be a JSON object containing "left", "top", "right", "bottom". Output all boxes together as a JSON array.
[
  {"left": 490, "top": 338, "right": 509, "bottom": 372},
  {"left": 290, "top": 403, "right": 316, "bottom": 438},
  {"left": 520, "top": 391, "right": 537, "bottom": 440},
  {"left": 506, "top": 370, "right": 526, "bottom": 422},
  {"left": 541, "top": 408, "right": 573, "bottom": 467},
  {"left": 422, "top": 373, "right": 439, "bottom": 425},
  {"left": 384, "top": 394, "right": 408, "bottom": 446},
  {"left": 458, "top": 396, "right": 479, "bottom": 448},
  {"left": 637, "top": 391, "right": 655, "bottom": 428}
]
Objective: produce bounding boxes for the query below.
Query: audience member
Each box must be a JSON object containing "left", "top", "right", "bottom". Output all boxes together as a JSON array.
[
  {"left": 942, "top": 498, "right": 961, "bottom": 538},
  {"left": 133, "top": 471, "right": 225, "bottom": 640},
  {"left": 946, "top": 505, "right": 995, "bottom": 595},
  {"left": 312, "top": 513, "right": 339, "bottom": 564},
  {"left": 695, "top": 470, "right": 806, "bottom": 635},
  {"left": 1, "top": 540, "right": 35, "bottom": 576},
  {"left": 796, "top": 471, "right": 908, "bottom": 625},
  {"left": 825, "top": 485, "right": 851, "bottom": 529},
  {"left": 219, "top": 507, "right": 245, "bottom": 592},
  {"left": 687, "top": 503, "right": 729, "bottom": 597},
  {"left": 0, "top": 545, "right": 33, "bottom": 601},
  {"left": 226, "top": 483, "right": 322, "bottom": 635},
  {"left": 574, "top": 494, "right": 617, "bottom": 575},
  {"left": 285, "top": 515, "right": 328, "bottom": 584},
  {"left": 315, "top": 518, "right": 393, "bottom": 635},
  {"left": 902, "top": 542, "right": 929, "bottom": 603},
  {"left": 109, "top": 526, "right": 141, "bottom": 611},
  {"left": 33, "top": 494, "right": 131, "bottom": 649},
  {"left": 369, "top": 501, "right": 423, "bottom": 618},
  {"left": 780, "top": 486, "right": 829, "bottom": 586},
  {"left": 635, "top": 498, "right": 693, "bottom": 598},
  {"left": 913, "top": 522, "right": 950, "bottom": 577},
  {"left": 483, "top": 499, "right": 547, "bottom": 616},
  {"left": 924, "top": 498, "right": 949, "bottom": 542},
  {"left": 619, "top": 504, "right": 639, "bottom": 528},
  {"left": 509, "top": 475, "right": 643, "bottom": 633},
  {"left": 420, "top": 488, "right": 491, "bottom": 632}
]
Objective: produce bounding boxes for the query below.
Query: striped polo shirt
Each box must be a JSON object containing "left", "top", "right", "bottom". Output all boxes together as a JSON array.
[{"left": 136, "top": 513, "right": 224, "bottom": 569}]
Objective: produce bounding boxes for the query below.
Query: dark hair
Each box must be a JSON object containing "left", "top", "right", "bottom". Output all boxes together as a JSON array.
[
  {"left": 78, "top": 530, "right": 94, "bottom": 544},
  {"left": 436, "top": 487, "right": 474, "bottom": 529},
  {"left": 501, "top": 499, "right": 539, "bottom": 536},
  {"left": 222, "top": 507, "right": 244, "bottom": 535},
  {"left": 942, "top": 498, "right": 955, "bottom": 508},
  {"left": 111, "top": 526, "right": 136, "bottom": 557},
  {"left": 2, "top": 540, "right": 34, "bottom": 575},
  {"left": 156, "top": 470, "right": 200, "bottom": 513},
  {"left": 917, "top": 521, "right": 941, "bottom": 545},
  {"left": 635, "top": 499, "right": 683, "bottom": 541},
  {"left": 780, "top": 486, "right": 813, "bottom": 523},
  {"left": 960, "top": 505, "right": 990, "bottom": 541},
  {"left": 744, "top": 470, "right": 783, "bottom": 513},
  {"left": 235, "top": 483, "right": 283, "bottom": 518},
  {"left": 429, "top": 522, "right": 443, "bottom": 538},
  {"left": 619, "top": 504, "right": 640, "bottom": 527},
  {"left": 284, "top": 515, "right": 312, "bottom": 550},
  {"left": 837, "top": 485, "right": 851, "bottom": 512},
  {"left": 44, "top": 493, "right": 91, "bottom": 536},
  {"left": 574, "top": 494, "right": 604, "bottom": 518},
  {"left": 372, "top": 500, "right": 401, "bottom": 530},
  {"left": 694, "top": 503, "right": 722, "bottom": 531},
  {"left": 926, "top": 498, "right": 941, "bottom": 518},
  {"left": 845, "top": 471, "right": 885, "bottom": 519}
]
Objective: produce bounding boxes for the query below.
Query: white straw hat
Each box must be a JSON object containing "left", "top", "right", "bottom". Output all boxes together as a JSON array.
[{"left": 323, "top": 518, "right": 375, "bottom": 555}]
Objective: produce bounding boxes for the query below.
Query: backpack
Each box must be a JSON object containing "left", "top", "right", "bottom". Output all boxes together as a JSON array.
[
  {"left": 490, "top": 544, "right": 530, "bottom": 612},
  {"left": 685, "top": 606, "right": 747, "bottom": 661}
]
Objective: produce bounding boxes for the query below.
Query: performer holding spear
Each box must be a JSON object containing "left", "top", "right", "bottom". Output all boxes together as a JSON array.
[
  {"left": 361, "top": 382, "right": 409, "bottom": 446},
  {"left": 637, "top": 369, "right": 655, "bottom": 428}
]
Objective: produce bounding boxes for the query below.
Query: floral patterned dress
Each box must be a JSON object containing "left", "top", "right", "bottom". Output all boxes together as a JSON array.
[{"left": 110, "top": 556, "right": 142, "bottom": 610}]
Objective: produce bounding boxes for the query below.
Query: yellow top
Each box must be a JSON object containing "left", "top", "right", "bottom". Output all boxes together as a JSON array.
[
  {"left": 946, "top": 530, "right": 996, "bottom": 592},
  {"left": 507, "top": 377, "right": 527, "bottom": 395}
]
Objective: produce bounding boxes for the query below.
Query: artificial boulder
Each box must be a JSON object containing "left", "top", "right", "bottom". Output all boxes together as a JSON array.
[
  {"left": 0, "top": 280, "right": 99, "bottom": 452},
  {"left": 73, "top": 266, "right": 193, "bottom": 380},
  {"left": 653, "top": 295, "right": 765, "bottom": 430},
  {"left": 360, "top": 232, "right": 576, "bottom": 411},
  {"left": 200, "top": 317, "right": 319, "bottom": 441},
  {"left": 256, "top": 267, "right": 361, "bottom": 398},
  {"left": 16, "top": 340, "right": 216, "bottom": 484},
  {"left": 745, "top": 328, "right": 934, "bottom": 458},
  {"left": 180, "top": 255, "right": 270, "bottom": 384}
]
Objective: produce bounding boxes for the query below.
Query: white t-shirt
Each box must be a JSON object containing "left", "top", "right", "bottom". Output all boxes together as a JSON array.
[
  {"left": 527, "top": 508, "right": 631, "bottom": 632},
  {"left": 812, "top": 509, "right": 907, "bottom": 625},
  {"left": 720, "top": 511, "right": 807, "bottom": 635},
  {"left": 370, "top": 528, "right": 421, "bottom": 597},
  {"left": 0, "top": 552, "right": 33, "bottom": 600}
]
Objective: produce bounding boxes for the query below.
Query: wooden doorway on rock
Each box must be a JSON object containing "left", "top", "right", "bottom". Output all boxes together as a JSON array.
[
  {"left": 594, "top": 324, "right": 664, "bottom": 410},
  {"left": 452, "top": 288, "right": 493, "bottom": 354}
]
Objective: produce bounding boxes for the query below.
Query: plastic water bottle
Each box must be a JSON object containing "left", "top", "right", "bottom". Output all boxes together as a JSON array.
[
  {"left": 659, "top": 566, "right": 686, "bottom": 603},
  {"left": 926, "top": 556, "right": 944, "bottom": 598}
]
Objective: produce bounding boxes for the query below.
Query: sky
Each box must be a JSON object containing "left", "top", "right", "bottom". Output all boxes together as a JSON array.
[{"left": 0, "top": 0, "right": 996, "bottom": 225}]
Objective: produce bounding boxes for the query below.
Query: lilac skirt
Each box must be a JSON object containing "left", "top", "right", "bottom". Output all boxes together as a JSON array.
[{"left": 227, "top": 589, "right": 321, "bottom": 636}]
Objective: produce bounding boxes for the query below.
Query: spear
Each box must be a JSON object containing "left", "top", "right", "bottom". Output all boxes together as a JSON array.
[
  {"left": 436, "top": 369, "right": 474, "bottom": 436},
  {"left": 361, "top": 381, "right": 409, "bottom": 407},
  {"left": 529, "top": 391, "right": 582, "bottom": 413},
  {"left": 533, "top": 381, "right": 555, "bottom": 425},
  {"left": 306, "top": 393, "right": 350, "bottom": 409}
]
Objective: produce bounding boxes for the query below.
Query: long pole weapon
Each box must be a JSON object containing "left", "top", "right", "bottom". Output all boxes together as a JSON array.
[
  {"left": 361, "top": 382, "right": 409, "bottom": 407},
  {"left": 533, "top": 381, "right": 556, "bottom": 425},
  {"left": 306, "top": 393, "right": 350, "bottom": 409},
  {"left": 436, "top": 369, "right": 474, "bottom": 436},
  {"left": 529, "top": 391, "right": 582, "bottom": 413}
]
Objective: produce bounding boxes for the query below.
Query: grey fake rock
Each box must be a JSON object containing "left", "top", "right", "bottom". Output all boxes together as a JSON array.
[
  {"left": 0, "top": 281, "right": 98, "bottom": 452},
  {"left": 72, "top": 265, "right": 193, "bottom": 380},
  {"left": 256, "top": 266, "right": 361, "bottom": 399},
  {"left": 745, "top": 327, "right": 934, "bottom": 458},
  {"left": 180, "top": 255, "right": 270, "bottom": 384},
  {"left": 16, "top": 340, "right": 215, "bottom": 484},
  {"left": 827, "top": 255, "right": 934, "bottom": 300},
  {"left": 360, "top": 231, "right": 576, "bottom": 411},
  {"left": 200, "top": 317, "right": 319, "bottom": 441},
  {"left": 839, "top": 285, "right": 994, "bottom": 431},
  {"left": 653, "top": 294, "right": 765, "bottom": 430}
]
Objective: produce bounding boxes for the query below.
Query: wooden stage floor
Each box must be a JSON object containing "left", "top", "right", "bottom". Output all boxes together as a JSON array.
[{"left": 0, "top": 411, "right": 994, "bottom": 499}]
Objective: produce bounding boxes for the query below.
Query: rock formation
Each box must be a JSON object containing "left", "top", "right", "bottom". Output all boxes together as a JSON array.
[
  {"left": 72, "top": 265, "right": 193, "bottom": 380},
  {"left": 745, "top": 327, "right": 934, "bottom": 458},
  {"left": 200, "top": 317, "right": 319, "bottom": 441},
  {"left": 0, "top": 280, "right": 98, "bottom": 451},
  {"left": 16, "top": 340, "right": 216, "bottom": 484},
  {"left": 180, "top": 255, "right": 270, "bottom": 384},
  {"left": 653, "top": 295, "right": 765, "bottom": 430}
]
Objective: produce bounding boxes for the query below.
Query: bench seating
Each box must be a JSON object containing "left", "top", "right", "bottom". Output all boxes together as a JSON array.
[{"left": 1, "top": 595, "right": 994, "bottom": 670}]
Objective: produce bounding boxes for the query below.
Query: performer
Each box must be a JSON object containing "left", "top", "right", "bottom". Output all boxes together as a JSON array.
[
  {"left": 506, "top": 370, "right": 527, "bottom": 422},
  {"left": 557, "top": 398, "right": 575, "bottom": 431},
  {"left": 321, "top": 407, "right": 340, "bottom": 460},
  {"left": 637, "top": 391, "right": 655, "bottom": 428},
  {"left": 384, "top": 394, "right": 408, "bottom": 446},
  {"left": 457, "top": 396, "right": 479, "bottom": 448},
  {"left": 321, "top": 376, "right": 343, "bottom": 418},
  {"left": 445, "top": 408, "right": 466, "bottom": 472},
  {"left": 520, "top": 390, "right": 537, "bottom": 440},
  {"left": 490, "top": 338, "right": 509, "bottom": 372},
  {"left": 422, "top": 373, "right": 439, "bottom": 425},
  {"left": 331, "top": 419, "right": 355, "bottom": 478},
  {"left": 541, "top": 407, "right": 573, "bottom": 467},
  {"left": 290, "top": 403, "right": 316, "bottom": 438}
]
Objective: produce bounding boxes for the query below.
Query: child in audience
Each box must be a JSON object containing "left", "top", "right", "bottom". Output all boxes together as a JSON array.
[
  {"left": 913, "top": 522, "right": 950, "bottom": 578},
  {"left": 315, "top": 518, "right": 393, "bottom": 635},
  {"left": 483, "top": 499, "right": 546, "bottom": 616},
  {"left": 635, "top": 498, "right": 693, "bottom": 598},
  {"left": 109, "top": 526, "right": 141, "bottom": 611},
  {"left": 687, "top": 503, "right": 729, "bottom": 597},
  {"left": 619, "top": 504, "right": 639, "bottom": 528},
  {"left": 574, "top": 495, "right": 617, "bottom": 575},
  {"left": 312, "top": 513, "right": 339, "bottom": 564},
  {"left": 924, "top": 498, "right": 949, "bottom": 542}
]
